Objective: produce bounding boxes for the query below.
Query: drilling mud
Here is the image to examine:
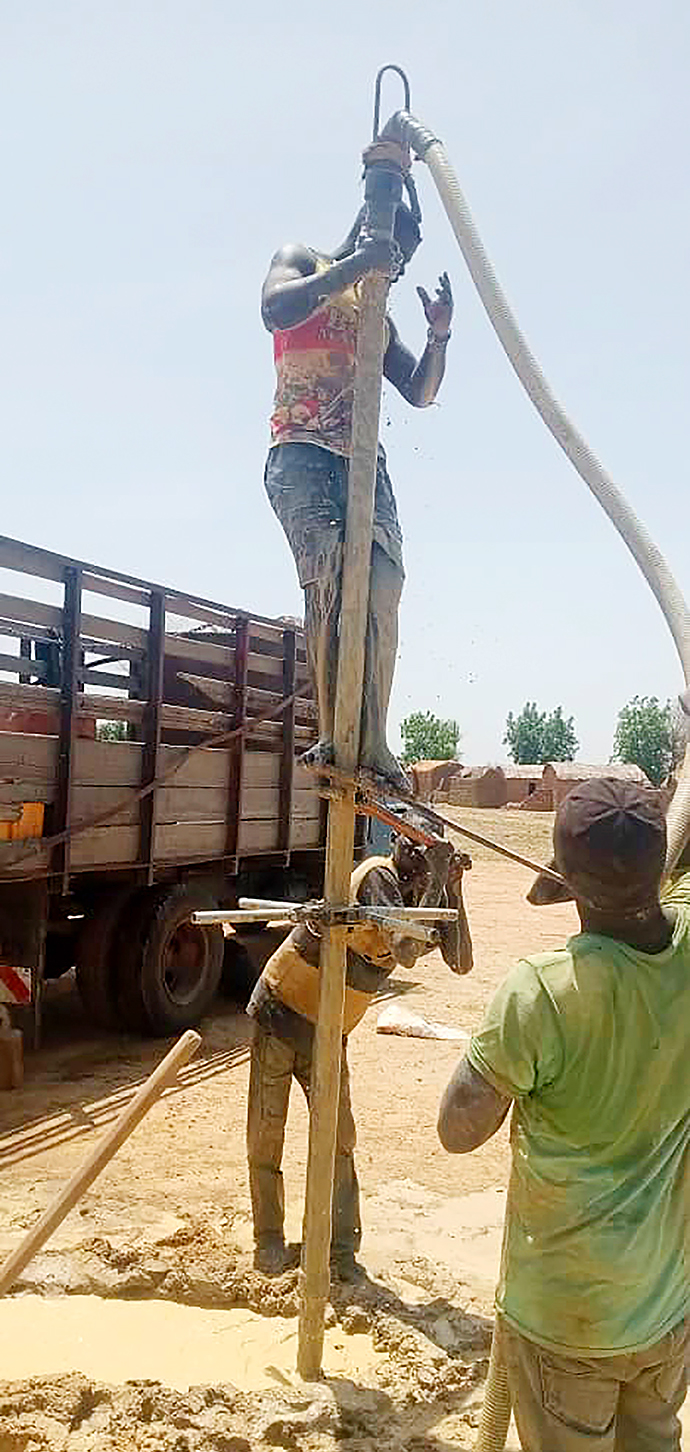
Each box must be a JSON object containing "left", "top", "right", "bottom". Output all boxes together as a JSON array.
[
  {"left": 0, "top": 1297, "right": 384, "bottom": 1392},
  {"left": 0, "top": 1214, "right": 495, "bottom": 1450}
]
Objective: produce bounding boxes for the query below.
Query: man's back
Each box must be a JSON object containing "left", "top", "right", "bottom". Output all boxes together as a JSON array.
[{"left": 468, "top": 881, "right": 690, "bottom": 1355}]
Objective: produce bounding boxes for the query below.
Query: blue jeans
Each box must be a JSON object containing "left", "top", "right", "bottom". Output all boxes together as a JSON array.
[{"left": 265, "top": 442, "right": 405, "bottom": 777}]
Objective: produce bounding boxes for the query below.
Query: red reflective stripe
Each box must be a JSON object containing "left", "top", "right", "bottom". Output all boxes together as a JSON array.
[{"left": 0, "top": 965, "right": 31, "bottom": 1004}]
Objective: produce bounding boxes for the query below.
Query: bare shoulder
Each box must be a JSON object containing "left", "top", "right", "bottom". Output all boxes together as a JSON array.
[
  {"left": 358, "top": 862, "right": 403, "bottom": 906},
  {"left": 264, "top": 243, "right": 318, "bottom": 282}
]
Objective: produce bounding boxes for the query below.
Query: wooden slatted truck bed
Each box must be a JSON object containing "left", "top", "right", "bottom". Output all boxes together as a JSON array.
[{"left": 0, "top": 533, "right": 331, "bottom": 1041}]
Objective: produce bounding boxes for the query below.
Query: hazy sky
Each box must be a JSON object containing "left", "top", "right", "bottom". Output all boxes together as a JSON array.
[{"left": 2, "top": 2, "right": 688, "bottom": 763}]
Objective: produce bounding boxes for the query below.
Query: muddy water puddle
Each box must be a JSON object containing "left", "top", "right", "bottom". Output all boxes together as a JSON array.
[{"left": 0, "top": 1295, "right": 383, "bottom": 1391}]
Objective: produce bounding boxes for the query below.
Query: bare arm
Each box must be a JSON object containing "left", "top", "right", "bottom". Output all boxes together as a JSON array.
[
  {"left": 357, "top": 864, "right": 429, "bottom": 970},
  {"left": 261, "top": 239, "right": 401, "bottom": 333},
  {"left": 438, "top": 1056, "right": 511, "bottom": 1153},
  {"left": 383, "top": 272, "right": 453, "bottom": 407},
  {"left": 438, "top": 853, "right": 474, "bottom": 975}
]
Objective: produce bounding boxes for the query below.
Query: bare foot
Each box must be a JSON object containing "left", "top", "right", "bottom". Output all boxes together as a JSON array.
[
  {"left": 299, "top": 739, "right": 335, "bottom": 770},
  {"left": 360, "top": 757, "right": 414, "bottom": 799}
]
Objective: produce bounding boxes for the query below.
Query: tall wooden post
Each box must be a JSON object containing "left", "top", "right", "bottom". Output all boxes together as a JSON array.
[{"left": 297, "top": 159, "right": 403, "bottom": 1379}]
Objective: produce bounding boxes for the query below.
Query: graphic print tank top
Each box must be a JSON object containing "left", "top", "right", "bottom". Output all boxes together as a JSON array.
[{"left": 270, "top": 255, "right": 390, "bottom": 458}]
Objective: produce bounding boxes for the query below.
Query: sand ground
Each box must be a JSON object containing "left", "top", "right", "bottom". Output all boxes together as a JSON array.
[{"left": 0, "top": 808, "right": 686, "bottom": 1449}]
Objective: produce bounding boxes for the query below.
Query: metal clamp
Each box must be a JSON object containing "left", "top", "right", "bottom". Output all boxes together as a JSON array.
[{"left": 192, "top": 896, "right": 457, "bottom": 944}]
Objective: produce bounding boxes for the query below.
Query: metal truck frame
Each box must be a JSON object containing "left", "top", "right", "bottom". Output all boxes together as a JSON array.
[{"left": 0, "top": 533, "right": 328, "bottom": 1042}]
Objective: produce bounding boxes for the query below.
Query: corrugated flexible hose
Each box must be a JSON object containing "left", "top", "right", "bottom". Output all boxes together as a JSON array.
[
  {"left": 398, "top": 114, "right": 690, "bottom": 879},
  {"left": 392, "top": 113, "right": 690, "bottom": 1452}
]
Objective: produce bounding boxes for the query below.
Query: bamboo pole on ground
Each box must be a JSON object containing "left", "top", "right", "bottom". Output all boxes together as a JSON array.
[
  {"left": 0, "top": 1029, "right": 201, "bottom": 1296},
  {"left": 297, "top": 266, "right": 391, "bottom": 1379}
]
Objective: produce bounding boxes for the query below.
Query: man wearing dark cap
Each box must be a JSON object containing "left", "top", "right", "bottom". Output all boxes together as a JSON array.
[{"left": 437, "top": 777, "right": 690, "bottom": 1450}]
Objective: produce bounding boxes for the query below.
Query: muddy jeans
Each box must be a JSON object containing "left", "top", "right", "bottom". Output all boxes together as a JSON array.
[
  {"left": 264, "top": 442, "right": 404, "bottom": 778},
  {"left": 496, "top": 1313, "right": 689, "bottom": 1451},
  {"left": 246, "top": 1023, "right": 362, "bottom": 1253}
]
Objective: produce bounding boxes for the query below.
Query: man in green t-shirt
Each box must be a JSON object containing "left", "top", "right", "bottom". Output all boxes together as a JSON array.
[{"left": 438, "top": 778, "right": 690, "bottom": 1451}]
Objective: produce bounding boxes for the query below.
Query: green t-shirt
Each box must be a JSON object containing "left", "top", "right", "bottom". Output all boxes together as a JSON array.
[{"left": 468, "top": 879, "right": 690, "bottom": 1356}]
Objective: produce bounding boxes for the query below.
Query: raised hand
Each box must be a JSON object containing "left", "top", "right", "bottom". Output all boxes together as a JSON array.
[{"left": 417, "top": 271, "right": 453, "bottom": 338}]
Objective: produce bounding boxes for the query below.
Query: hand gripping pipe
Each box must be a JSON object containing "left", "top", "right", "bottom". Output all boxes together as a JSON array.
[
  {"left": 388, "top": 110, "right": 690, "bottom": 879},
  {"left": 378, "top": 105, "right": 690, "bottom": 1452}
]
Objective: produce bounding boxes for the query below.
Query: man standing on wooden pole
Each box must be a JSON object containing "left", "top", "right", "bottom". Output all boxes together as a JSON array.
[
  {"left": 260, "top": 153, "right": 453, "bottom": 797},
  {"left": 296, "top": 135, "right": 408, "bottom": 1379}
]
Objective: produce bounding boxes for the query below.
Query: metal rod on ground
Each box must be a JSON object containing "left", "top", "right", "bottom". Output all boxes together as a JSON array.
[
  {"left": 0, "top": 1029, "right": 201, "bottom": 1296},
  {"left": 297, "top": 202, "right": 401, "bottom": 1377}
]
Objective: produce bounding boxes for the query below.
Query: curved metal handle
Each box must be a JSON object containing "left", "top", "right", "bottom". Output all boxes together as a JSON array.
[{"left": 373, "top": 64, "right": 411, "bottom": 139}]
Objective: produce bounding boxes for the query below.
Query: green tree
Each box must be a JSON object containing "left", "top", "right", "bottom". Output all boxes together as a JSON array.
[
  {"left": 504, "top": 702, "right": 578, "bottom": 764},
  {"left": 96, "top": 720, "right": 128, "bottom": 742},
  {"left": 400, "top": 711, "right": 461, "bottom": 765},
  {"left": 541, "top": 705, "right": 579, "bottom": 763},
  {"left": 612, "top": 695, "right": 674, "bottom": 786}
]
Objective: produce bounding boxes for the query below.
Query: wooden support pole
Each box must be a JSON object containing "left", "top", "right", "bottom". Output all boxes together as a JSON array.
[
  {"left": 0, "top": 1029, "right": 201, "bottom": 1296},
  {"left": 297, "top": 268, "right": 391, "bottom": 1379}
]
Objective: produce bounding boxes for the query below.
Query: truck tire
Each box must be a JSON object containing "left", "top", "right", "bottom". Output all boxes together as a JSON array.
[
  {"left": 116, "top": 883, "right": 224, "bottom": 1036},
  {"left": 75, "top": 890, "right": 135, "bottom": 1030}
]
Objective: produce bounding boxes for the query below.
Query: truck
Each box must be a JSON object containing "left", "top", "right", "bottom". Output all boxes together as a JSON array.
[{"left": 0, "top": 532, "right": 334, "bottom": 1043}]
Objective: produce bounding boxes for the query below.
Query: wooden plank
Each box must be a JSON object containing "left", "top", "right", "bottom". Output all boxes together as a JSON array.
[
  {"left": 164, "top": 635, "right": 236, "bottom": 671},
  {"left": 157, "top": 821, "right": 227, "bottom": 861},
  {"left": 80, "top": 669, "right": 131, "bottom": 691},
  {"left": 72, "top": 825, "right": 139, "bottom": 867},
  {"left": 167, "top": 639, "right": 306, "bottom": 682},
  {"left": 0, "top": 684, "right": 301, "bottom": 740},
  {"left": 80, "top": 614, "right": 148, "bottom": 651},
  {"left": 176, "top": 671, "right": 314, "bottom": 725},
  {"left": 0, "top": 593, "right": 63, "bottom": 631},
  {"left": 76, "top": 739, "right": 235, "bottom": 791},
  {"left": 0, "top": 538, "right": 68, "bottom": 586},
  {"left": 0, "top": 777, "right": 320, "bottom": 825},
  {"left": 0, "top": 595, "right": 148, "bottom": 654},
  {"left": 237, "top": 751, "right": 313, "bottom": 789},
  {"left": 88, "top": 695, "right": 315, "bottom": 740},
  {"left": 0, "top": 732, "right": 57, "bottom": 777},
  {"left": 70, "top": 784, "right": 228, "bottom": 826},
  {"left": 242, "top": 786, "right": 320, "bottom": 822},
  {"left": 298, "top": 262, "right": 389, "bottom": 1375},
  {"left": 82, "top": 573, "right": 149, "bottom": 607},
  {"left": 240, "top": 751, "right": 280, "bottom": 788},
  {"left": 0, "top": 732, "right": 231, "bottom": 794},
  {"left": 0, "top": 822, "right": 223, "bottom": 872},
  {"left": 238, "top": 817, "right": 321, "bottom": 854},
  {"left": 0, "top": 681, "right": 135, "bottom": 721},
  {"left": 0, "top": 653, "right": 49, "bottom": 681},
  {"left": 81, "top": 642, "right": 144, "bottom": 663},
  {"left": 0, "top": 810, "right": 322, "bottom": 878},
  {"left": 248, "top": 646, "right": 307, "bottom": 675},
  {"left": 74, "top": 815, "right": 321, "bottom": 866}
]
